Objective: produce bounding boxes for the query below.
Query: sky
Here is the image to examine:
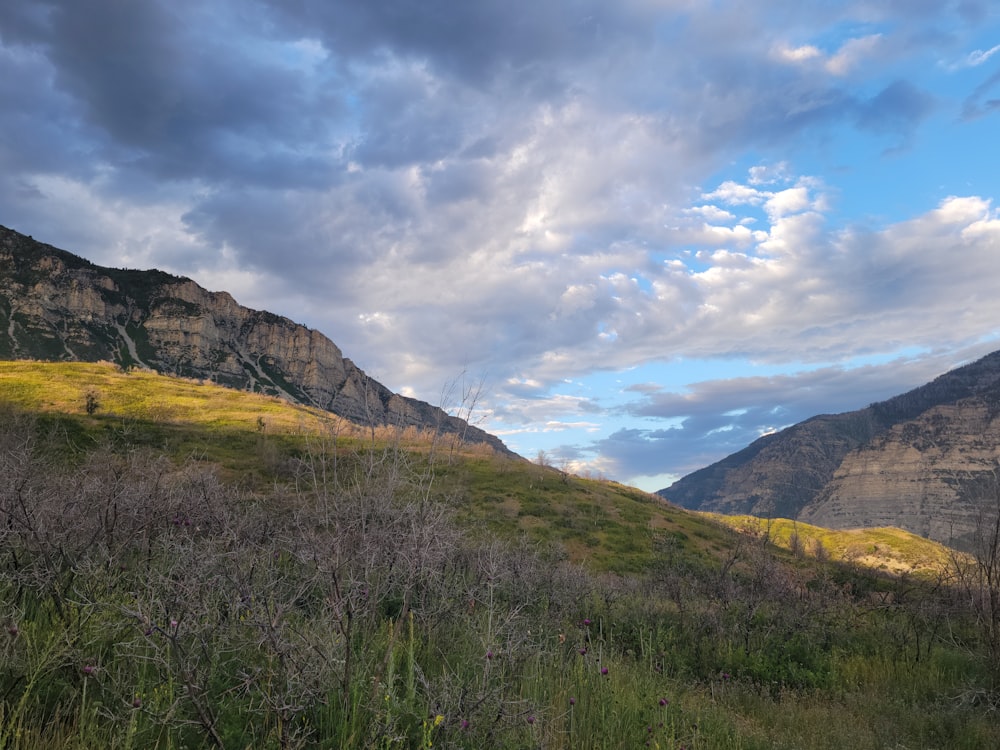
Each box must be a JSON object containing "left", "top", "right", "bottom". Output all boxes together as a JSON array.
[{"left": 3, "top": 1, "right": 1000, "bottom": 492}]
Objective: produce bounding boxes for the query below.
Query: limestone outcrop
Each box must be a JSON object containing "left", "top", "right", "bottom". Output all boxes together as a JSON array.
[
  {"left": 801, "top": 400, "right": 1000, "bottom": 548},
  {"left": 0, "top": 224, "right": 512, "bottom": 455},
  {"left": 659, "top": 350, "right": 1000, "bottom": 548}
]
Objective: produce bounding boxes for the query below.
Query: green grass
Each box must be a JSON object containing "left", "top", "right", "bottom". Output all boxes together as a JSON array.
[
  {"left": 708, "top": 514, "right": 954, "bottom": 577},
  {"left": 432, "top": 453, "right": 730, "bottom": 573},
  {"left": 0, "top": 360, "right": 333, "bottom": 433}
]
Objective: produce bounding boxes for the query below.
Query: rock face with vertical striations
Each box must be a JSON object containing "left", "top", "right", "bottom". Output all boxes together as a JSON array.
[
  {"left": 0, "top": 224, "right": 513, "bottom": 455},
  {"left": 800, "top": 399, "right": 1000, "bottom": 547},
  {"left": 659, "top": 350, "right": 1000, "bottom": 549}
]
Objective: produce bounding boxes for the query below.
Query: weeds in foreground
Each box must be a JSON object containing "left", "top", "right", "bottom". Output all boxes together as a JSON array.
[{"left": 1, "top": 407, "right": 999, "bottom": 748}]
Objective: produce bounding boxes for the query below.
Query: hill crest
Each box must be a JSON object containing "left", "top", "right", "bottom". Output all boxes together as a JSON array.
[{"left": 0, "top": 224, "right": 511, "bottom": 455}]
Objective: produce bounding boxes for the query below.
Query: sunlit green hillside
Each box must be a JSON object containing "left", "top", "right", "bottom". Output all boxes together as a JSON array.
[
  {"left": 708, "top": 514, "right": 954, "bottom": 577},
  {"left": 0, "top": 360, "right": 959, "bottom": 577},
  {"left": 0, "top": 359, "right": 339, "bottom": 433},
  {"left": 0, "top": 360, "right": 734, "bottom": 574}
]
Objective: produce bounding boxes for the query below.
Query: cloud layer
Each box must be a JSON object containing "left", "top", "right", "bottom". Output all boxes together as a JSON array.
[{"left": 2, "top": 0, "right": 1000, "bottom": 487}]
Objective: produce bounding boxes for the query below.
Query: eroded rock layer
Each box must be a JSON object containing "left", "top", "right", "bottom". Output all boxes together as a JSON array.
[
  {"left": 0, "top": 224, "right": 511, "bottom": 455},
  {"left": 659, "top": 349, "right": 1000, "bottom": 548}
]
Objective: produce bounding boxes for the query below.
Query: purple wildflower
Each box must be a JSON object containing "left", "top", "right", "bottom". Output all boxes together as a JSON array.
[{"left": 659, "top": 698, "right": 668, "bottom": 706}]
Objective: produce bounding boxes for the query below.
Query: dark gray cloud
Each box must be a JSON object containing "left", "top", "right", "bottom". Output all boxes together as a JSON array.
[
  {"left": 1, "top": 0, "right": 348, "bottom": 189},
  {"left": 0, "top": 56, "right": 82, "bottom": 174},
  {"left": 624, "top": 362, "right": 931, "bottom": 423},
  {"left": 261, "top": 0, "right": 644, "bottom": 84},
  {"left": 856, "top": 79, "right": 936, "bottom": 135},
  {"left": 596, "top": 425, "right": 752, "bottom": 482},
  {"left": 0, "top": 2, "right": 53, "bottom": 43},
  {"left": 349, "top": 68, "right": 488, "bottom": 169},
  {"left": 962, "top": 67, "right": 1000, "bottom": 119},
  {"left": 1, "top": 0, "right": 939, "bottom": 208},
  {"left": 593, "top": 345, "right": 1000, "bottom": 481}
]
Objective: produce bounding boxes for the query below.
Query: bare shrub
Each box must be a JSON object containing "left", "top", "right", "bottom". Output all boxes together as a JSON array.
[{"left": 949, "top": 466, "right": 1000, "bottom": 682}]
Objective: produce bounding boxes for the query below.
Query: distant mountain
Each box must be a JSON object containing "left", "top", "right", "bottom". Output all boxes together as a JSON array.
[
  {"left": 658, "top": 350, "right": 1000, "bottom": 548},
  {"left": 0, "top": 224, "right": 512, "bottom": 455}
]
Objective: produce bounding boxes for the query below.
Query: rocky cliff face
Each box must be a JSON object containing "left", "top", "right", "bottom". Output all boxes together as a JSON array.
[
  {"left": 801, "top": 399, "right": 1000, "bottom": 548},
  {"left": 0, "top": 225, "right": 512, "bottom": 455},
  {"left": 660, "top": 410, "right": 884, "bottom": 520},
  {"left": 659, "top": 350, "right": 1000, "bottom": 548}
]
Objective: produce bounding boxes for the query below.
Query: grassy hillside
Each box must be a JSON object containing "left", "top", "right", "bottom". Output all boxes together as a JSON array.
[
  {"left": 0, "top": 360, "right": 742, "bottom": 574},
  {"left": 0, "top": 360, "right": 331, "bottom": 430},
  {"left": 2, "top": 361, "right": 999, "bottom": 749},
  {"left": 707, "top": 515, "right": 953, "bottom": 577},
  {"left": 0, "top": 360, "right": 951, "bottom": 576}
]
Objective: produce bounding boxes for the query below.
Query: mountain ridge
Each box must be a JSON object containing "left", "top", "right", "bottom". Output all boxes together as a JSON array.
[
  {"left": 0, "top": 224, "right": 512, "bottom": 455},
  {"left": 658, "top": 350, "right": 1000, "bottom": 548}
]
